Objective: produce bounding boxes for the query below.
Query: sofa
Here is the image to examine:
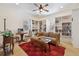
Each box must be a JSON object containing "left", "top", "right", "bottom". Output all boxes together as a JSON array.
[{"left": 36, "top": 32, "right": 60, "bottom": 46}]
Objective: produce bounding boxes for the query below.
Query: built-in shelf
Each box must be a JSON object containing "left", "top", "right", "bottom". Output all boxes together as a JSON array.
[
  {"left": 32, "top": 20, "right": 46, "bottom": 35},
  {"left": 55, "top": 15, "right": 72, "bottom": 37}
]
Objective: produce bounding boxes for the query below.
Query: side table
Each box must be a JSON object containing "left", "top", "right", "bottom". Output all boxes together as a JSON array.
[{"left": 3, "top": 36, "right": 14, "bottom": 55}]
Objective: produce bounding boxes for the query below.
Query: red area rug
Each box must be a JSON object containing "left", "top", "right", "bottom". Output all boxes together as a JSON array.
[{"left": 19, "top": 42, "right": 65, "bottom": 56}]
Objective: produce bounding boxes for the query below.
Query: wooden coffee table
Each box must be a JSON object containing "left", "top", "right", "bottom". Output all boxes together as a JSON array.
[{"left": 30, "top": 36, "right": 53, "bottom": 53}]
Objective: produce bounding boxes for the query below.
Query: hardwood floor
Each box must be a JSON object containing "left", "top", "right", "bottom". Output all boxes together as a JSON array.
[
  {"left": 0, "top": 38, "right": 79, "bottom": 56},
  {"left": 60, "top": 37, "right": 79, "bottom": 56},
  {"left": 61, "top": 41, "right": 79, "bottom": 56},
  {"left": 13, "top": 43, "right": 27, "bottom": 56}
]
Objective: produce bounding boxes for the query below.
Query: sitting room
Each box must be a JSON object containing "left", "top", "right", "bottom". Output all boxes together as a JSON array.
[{"left": 0, "top": 3, "right": 79, "bottom": 56}]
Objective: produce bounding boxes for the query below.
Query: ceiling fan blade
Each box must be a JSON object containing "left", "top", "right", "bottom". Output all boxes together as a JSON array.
[
  {"left": 42, "top": 4, "right": 48, "bottom": 8},
  {"left": 42, "top": 8, "right": 49, "bottom": 12},
  {"left": 44, "top": 4, "right": 48, "bottom": 7},
  {"left": 34, "top": 3, "right": 39, "bottom": 7},
  {"left": 45, "top": 10, "right": 49, "bottom": 12}
]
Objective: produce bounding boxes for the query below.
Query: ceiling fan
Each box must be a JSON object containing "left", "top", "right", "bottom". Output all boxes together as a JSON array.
[{"left": 33, "top": 3, "right": 49, "bottom": 13}]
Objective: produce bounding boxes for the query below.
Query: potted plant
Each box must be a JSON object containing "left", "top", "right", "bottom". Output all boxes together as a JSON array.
[
  {"left": 2, "top": 30, "right": 13, "bottom": 37},
  {"left": 2, "top": 30, "right": 13, "bottom": 55}
]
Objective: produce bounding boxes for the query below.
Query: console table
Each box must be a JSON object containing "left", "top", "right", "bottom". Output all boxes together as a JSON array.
[{"left": 16, "top": 32, "right": 27, "bottom": 42}]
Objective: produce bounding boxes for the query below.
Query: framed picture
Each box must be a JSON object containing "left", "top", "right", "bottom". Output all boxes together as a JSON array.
[{"left": 23, "top": 20, "right": 29, "bottom": 31}]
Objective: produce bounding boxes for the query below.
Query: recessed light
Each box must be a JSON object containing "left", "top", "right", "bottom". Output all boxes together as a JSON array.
[{"left": 60, "top": 6, "right": 63, "bottom": 8}]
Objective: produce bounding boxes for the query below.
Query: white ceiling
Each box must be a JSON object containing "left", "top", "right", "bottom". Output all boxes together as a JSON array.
[
  {"left": 0, "top": 3, "right": 79, "bottom": 16},
  {"left": 17, "top": 3, "right": 79, "bottom": 16}
]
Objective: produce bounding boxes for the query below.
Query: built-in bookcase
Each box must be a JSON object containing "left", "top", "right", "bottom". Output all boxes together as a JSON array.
[
  {"left": 55, "top": 15, "right": 72, "bottom": 37},
  {"left": 32, "top": 20, "right": 46, "bottom": 35}
]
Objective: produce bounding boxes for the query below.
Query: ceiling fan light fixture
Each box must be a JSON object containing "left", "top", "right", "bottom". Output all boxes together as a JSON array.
[
  {"left": 33, "top": 3, "right": 49, "bottom": 13},
  {"left": 40, "top": 9, "right": 42, "bottom": 11}
]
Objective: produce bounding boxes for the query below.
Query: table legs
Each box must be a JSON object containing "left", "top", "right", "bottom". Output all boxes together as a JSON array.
[
  {"left": 18, "top": 34, "right": 25, "bottom": 43},
  {"left": 21, "top": 34, "right": 23, "bottom": 41}
]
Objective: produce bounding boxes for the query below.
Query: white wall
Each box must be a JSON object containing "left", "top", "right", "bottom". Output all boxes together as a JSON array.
[
  {"left": 0, "top": 4, "right": 32, "bottom": 44},
  {"left": 72, "top": 9, "right": 79, "bottom": 48},
  {"left": 0, "top": 5, "right": 21, "bottom": 33},
  {"left": 46, "top": 19, "right": 50, "bottom": 32},
  {"left": 46, "top": 10, "right": 72, "bottom": 32},
  {"left": 45, "top": 15, "right": 55, "bottom": 32},
  {"left": 0, "top": 4, "right": 19, "bottom": 44}
]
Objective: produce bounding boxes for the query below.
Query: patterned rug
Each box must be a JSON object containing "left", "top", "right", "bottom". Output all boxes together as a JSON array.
[{"left": 19, "top": 42, "right": 65, "bottom": 56}]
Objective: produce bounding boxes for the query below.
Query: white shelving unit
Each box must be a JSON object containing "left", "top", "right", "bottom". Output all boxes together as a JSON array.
[
  {"left": 31, "top": 20, "right": 46, "bottom": 35},
  {"left": 55, "top": 15, "right": 72, "bottom": 37}
]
